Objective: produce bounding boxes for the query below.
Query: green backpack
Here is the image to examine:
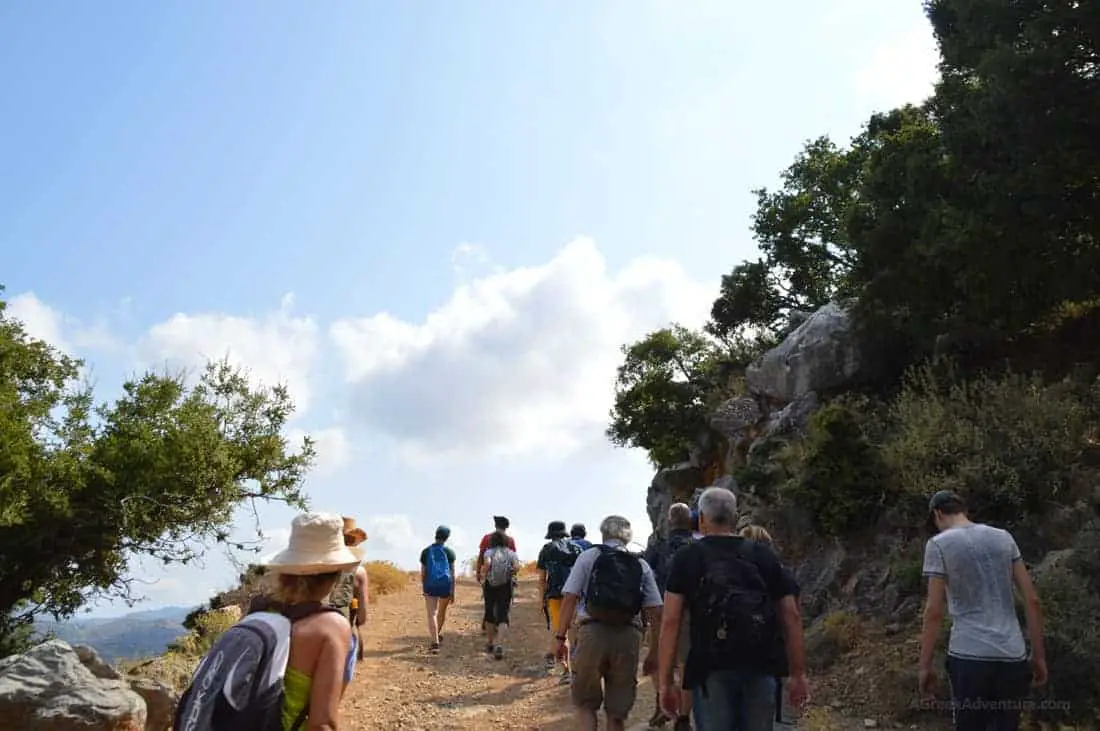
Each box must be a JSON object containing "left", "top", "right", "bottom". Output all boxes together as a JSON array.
[{"left": 328, "top": 570, "right": 357, "bottom": 619}]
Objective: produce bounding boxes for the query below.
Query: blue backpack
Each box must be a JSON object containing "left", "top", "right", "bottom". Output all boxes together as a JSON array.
[
  {"left": 423, "top": 544, "right": 453, "bottom": 597},
  {"left": 544, "top": 538, "right": 584, "bottom": 599}
]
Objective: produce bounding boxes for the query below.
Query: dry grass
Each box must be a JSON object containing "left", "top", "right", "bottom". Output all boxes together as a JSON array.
[
  {"left": 800, "top": 706, "right": 842, "bottom": 731},
  {"left": 519, "top": 560, "right": 539, "bottom": 577},
  {"left": 821, "top": 610, "right": 862, "bottom": 653},
  {"left": 365, "top": 560, "right": 409, "bottom": 602}
]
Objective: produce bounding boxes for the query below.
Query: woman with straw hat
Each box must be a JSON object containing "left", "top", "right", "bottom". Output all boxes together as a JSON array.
[{"left": 264, "top": 512, "right": 365, "bottom": 730}]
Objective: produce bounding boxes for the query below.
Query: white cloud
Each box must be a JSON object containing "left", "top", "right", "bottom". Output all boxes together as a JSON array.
[
  {"left": 329, "top": 237, "right": 714, "bottom": 463},
  {"left": 5, "top": 291, "right": 120, "bottom": 354},
  {"left": 852, "top": 25, "right": 940, "bottom": 110},
  {"left": 286, "top": 426, "right": 351, "bottom": 477},
  {"left": 363, "top": 514, "right": 420, "bottom": 553},
  {"left": 138, "top": 294, "right": 319, "bottom": 415}
]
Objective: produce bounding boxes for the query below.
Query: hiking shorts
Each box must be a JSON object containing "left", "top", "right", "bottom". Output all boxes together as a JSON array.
[
  {"left": 946, "top": 656, "right": 1031, "bottom": 731},
  {"left": 483, "top": 582, "right": 513, "bottom": 626},
  {"left": 571, "top": 622, "right": 642, "bottom": 719},
  {"left": 545, "top": 597, "right": 563, "bottom": 633}
]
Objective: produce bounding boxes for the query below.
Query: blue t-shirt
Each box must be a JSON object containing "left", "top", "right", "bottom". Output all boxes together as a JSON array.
[{"left": 570, "top": 538, "right": 593, "bottom": 551}]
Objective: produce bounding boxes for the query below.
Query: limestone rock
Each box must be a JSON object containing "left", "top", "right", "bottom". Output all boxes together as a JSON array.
[
  {"left": 0, "top": 639, "right": 147, "bottom": 730},
  {"left": 128, "top": 677, "right": 177, "bottom": 731},
  {"left": 745, "top": 302, "right": 872, "bottom": 402},
  {"left": 646, "top": 463, "right": 704, "bottom": 542},
  {"left": 74, "top": 644, "right": 122, "bottom": 680},
  {"left": 750, "top": 391, "right": 820, "bottom": 455},
  {"left": 709, "top": 396, "right": 762, "bottom": 438}
]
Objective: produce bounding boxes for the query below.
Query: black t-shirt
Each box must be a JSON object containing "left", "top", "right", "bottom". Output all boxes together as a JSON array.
[{"left": 666, "top": 535, "right": 794, "bottom": 684}]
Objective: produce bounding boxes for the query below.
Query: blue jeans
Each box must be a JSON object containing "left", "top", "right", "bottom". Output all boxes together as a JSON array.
[{"left": 691, "top": 669, "right": 776, "bottom": 731}]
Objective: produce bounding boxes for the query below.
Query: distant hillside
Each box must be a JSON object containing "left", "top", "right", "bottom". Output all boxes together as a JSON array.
[{"left": 34, "top": 605, "right": 195, "bottom": 663}]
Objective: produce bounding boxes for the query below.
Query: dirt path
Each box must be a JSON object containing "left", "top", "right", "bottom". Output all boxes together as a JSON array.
[{"left": 340, "top": 576, "right": 884, "bottom": 731}]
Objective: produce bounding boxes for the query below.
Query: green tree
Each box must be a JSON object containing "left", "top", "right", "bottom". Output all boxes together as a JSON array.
[
  {"left": 607, "top": 325, "right": 721, "bottom": 468},
  {"left": 0, "top": 294, "right": 314, "bottom": 649},
  {"left": 707, "top": 137, "right": 863, "bottom": 343}
]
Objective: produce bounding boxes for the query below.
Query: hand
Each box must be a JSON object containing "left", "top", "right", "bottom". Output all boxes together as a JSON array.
[
  {"left": 787, "top": 673, "right": 810, "bottom": 710},
  {"left": 1031, "top": 655, "right": 1048, "bottom": 687},
  {"left": 918, "top": 666, "right": 937, "bottom": 699},
  {"left": 554, "top": 637, "right": 568, "bottom": 661},
  {"left": 659, "top": 683, "right": 680, "bottom": 719},
  {"left": 642, "top": 652, "right": 658, "bottom": 676}
]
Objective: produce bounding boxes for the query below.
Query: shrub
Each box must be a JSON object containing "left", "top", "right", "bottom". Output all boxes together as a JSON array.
[
  {"left": 821, "top": 610, "right": 862, "bottom": 652},
  {"left": 780, "top": 399, "right": 890, "bottom": 536},
  {"left": 1032, "top": 526, "right": 1100, "bottom": 726},
  {"left": 883, "top": 363, "right": 1089, "bottom": 530},
  {"left": 169, "top": 607, "right": 239, "bottom": 657},
  {"left": 365, "top": 561, "right": 408, "bottom": 602}
]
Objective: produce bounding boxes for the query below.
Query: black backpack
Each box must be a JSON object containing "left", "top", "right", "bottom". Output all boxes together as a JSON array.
[
  {"left": 691, "top": 539, "right": 779, "bottom": 665},
  {"left": 544, "top": 539, "right": 583, "bottom": 599},
  {"left": 585, "top": 545, "right": 644, "bottom": 625},
  {"left": 174, "top": 601, "right": 344, "bottom": 731},
  {"left": 652, "top": 531, "right": 694, "bottom": 595}
]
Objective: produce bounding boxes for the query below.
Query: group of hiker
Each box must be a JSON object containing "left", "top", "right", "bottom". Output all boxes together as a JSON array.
[{"left": 172, "top": 487, "right": 1050, "bottom": 731}]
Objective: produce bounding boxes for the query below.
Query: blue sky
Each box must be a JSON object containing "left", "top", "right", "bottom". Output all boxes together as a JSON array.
[{"left": 1, "top": 1, "right": 938, "bottom": 615}]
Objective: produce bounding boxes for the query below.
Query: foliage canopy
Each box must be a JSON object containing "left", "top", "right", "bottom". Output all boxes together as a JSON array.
[{"left": 0, "top": 294, "right": 314, "bottom": 648}]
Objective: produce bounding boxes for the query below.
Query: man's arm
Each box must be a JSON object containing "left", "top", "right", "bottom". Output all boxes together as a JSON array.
[
  {"left": 777, "top": 595, "right": 805, "bottom": 676},
  {"left": 536, "top": 546, "right": 549, "bottom": 599},
  {"left": 657, "top": 592, "right": 683, "bottom": 687},
  {"left": 1012, "top": 559, "right": 1046, "bottom": 670},
  {"left": 556, "top": 592, "right": 579, "bottom": 636},
  {"left": 354, "top": 566, "right": 369, "bottom": 626},
  {"left": 919, "top": 575, "right": 947, "bottom": 672}
]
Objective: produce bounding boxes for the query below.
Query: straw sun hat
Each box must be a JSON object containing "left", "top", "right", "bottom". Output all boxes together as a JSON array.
[{"left": 265, "top": 513, "right": 364, "bottom": 575}]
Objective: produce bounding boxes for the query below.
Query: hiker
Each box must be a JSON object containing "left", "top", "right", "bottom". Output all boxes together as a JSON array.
[
  {"left": 476, "top": 515, "right": 517, "bottom": 578},
  {"left": 420, "top": 525, "right": 457, "bottom": 653},
  {"left": 739, "top": 523, "right": 800, "bottom": 725},
  {"left": 570, "top": 523, "right": 593, "bottom": 551},
  {"left": 919, "top": 490, "right": 1047, "bottom": 731},
  {"left": 174, "top": 512, "right": 361, "bottom": 731},
  {"left": 537, "top": 520, "right": 584, "bottom": 682},
  {"left": 689, "top": 509, "right": 703, "bottom": 540},
  {"left": 328, "top": 516, "right": 370, "bottom": 663},
  {"left": 554, "top": 515, "right": 663, "bottom": 731},
  {"left": 478, "top": 529, "right": 521, "bottom": 660},
  {"left": 643, "top": 503, "right": 696, "bottom": 731},
  {"left": 658, "top": 487, "right": 809, "bottom": 731}
]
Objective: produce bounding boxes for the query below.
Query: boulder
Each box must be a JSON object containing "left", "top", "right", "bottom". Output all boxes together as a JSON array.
[
  {"left": 74, "top": 644, "right": 122, "bottom": 680},
  {"left": 646, "top": 463, "right": 705, "bottom": 542},
  {"left": 745, "top": 303, "right": 872, "bottom": 403},
  {"left": 749, "top": 391, "right": 820, "bottom": 455},
  {"left": 709, "top": 396, "right": 763, "bottom": 439},
  {"left": 0, "top": 639, "right": 146, "bottom": 730},
  {"left": 128, "top": 678, "right": 176, "bottom": 731}
]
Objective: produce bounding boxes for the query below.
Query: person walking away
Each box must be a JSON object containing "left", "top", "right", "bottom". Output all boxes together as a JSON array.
[
  {"left": 538, "top": 520, "right": 585, "bottom": 681},
  {"left": 174, "top": 512, "right": 361, "bottom": 731},
  {"left": 643, "top": 503, "right": 696, "bottom": 731},
  {"left": 554, "top": 515, "right": 663, "bottom": 731},
  {"left": 739, "top": 524, "right": 801, "bottom": 725},
  {"left": 570, "top": 523, "right": 593, "bottom": 551},
  {"left": 476, "top": 515, "right": 517, "bottom": 577},
  {"left": 919, "top": 491, "right": 1047, "bottom": 731},
  {"left": 478, "top": 530, "right": 521, "bottom": 659},
  {"left": 327, "top": 516, "right": 370, "bottom": 662},
  {"left": 659, "top": 487, "right": 809, "bottom": 731},
  {"left": 420, "top": 525, "right": 457, "bottom": 653}
]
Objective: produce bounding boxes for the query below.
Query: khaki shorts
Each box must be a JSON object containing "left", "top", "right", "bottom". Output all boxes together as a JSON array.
[{"left": 571, "top": 622, "right": 642, "bottom": 719}]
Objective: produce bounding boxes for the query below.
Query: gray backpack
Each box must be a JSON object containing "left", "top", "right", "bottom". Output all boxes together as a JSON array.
[
  {"left": 485, "top": 546, "right": 515, "bottom": 587},
  {"left": 174, "top": 601, "right": 343, "bottom": 731}
]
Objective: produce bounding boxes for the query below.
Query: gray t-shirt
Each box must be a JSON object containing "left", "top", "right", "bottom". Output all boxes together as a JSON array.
[
  {"left": 561, "top": 539, "right": 663, "bottom": 627},
  {"left": 922, "top": 523, "right": 1026, "bottom": 661}
]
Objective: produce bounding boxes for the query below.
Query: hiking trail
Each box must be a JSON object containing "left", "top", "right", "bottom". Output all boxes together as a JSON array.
[{"left": 340, "top": 576, "right": 874, "bottom": 730}]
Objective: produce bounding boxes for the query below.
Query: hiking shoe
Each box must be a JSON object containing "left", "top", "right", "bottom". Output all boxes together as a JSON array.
[
  {"left": 558, "top": 670, "right": 572, "bottom": 686},
  {"left": 493, "top": 645, "right": 504, "bottom": 660},
  {"left": 429, "top": 642, "right": 440, "bottom": 653},
  {"left": 484, "top": 643, "right": 493, "bottom": 654},
  {"left": 543, "top": 653, "right": 556, "bottom": 670},
  {"left": 647, "top": 709, "right": 669, "bottom": 728},
  {"left": 673, "top": 716, "right": 691, "bottom": 731}
]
